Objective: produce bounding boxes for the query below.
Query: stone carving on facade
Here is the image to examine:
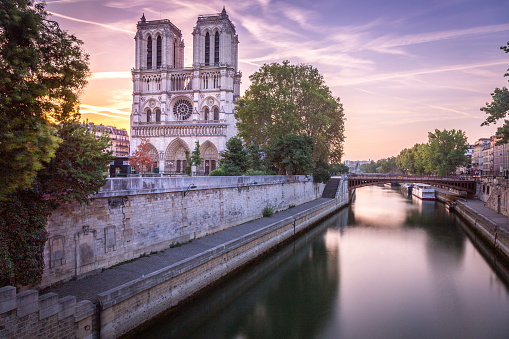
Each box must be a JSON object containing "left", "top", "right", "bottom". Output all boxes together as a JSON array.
[{"left": 131, "top": 9, "right": 240, "bottom": 171}]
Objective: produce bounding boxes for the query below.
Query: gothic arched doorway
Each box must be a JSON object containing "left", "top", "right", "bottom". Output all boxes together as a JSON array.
[
  {"left": 200, "top": 141, "right": 219, "bottom": 175},
  {"left": 165, "top": 138, "right": 190, "bottom": 174}
]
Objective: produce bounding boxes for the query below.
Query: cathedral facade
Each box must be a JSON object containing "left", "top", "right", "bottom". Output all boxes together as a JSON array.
[{"left": 130, "top": 8, "right": 241, "bottom": 174}]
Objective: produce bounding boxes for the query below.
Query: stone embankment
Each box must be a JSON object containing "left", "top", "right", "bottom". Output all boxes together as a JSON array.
[
  {"left": 436, "top": 190, "right": 509, "bottom": 265},
  {"left": 0, "top": 177, "right": 349, "bottom": 339}
]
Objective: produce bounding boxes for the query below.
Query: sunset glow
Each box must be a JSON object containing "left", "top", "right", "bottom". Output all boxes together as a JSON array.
[{"left": 45, "top": 0, "right": 509, "bottom": 160}]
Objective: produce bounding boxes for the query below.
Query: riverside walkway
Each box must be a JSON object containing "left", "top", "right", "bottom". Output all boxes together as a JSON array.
[
  {"left": 42, "top": 197, "right": 335, "bottom": 303},
  {"left": 42, "top": 194, "right": 509, "bottom": 304}
]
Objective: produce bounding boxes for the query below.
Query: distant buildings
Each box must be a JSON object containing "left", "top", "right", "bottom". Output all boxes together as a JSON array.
[
  {"left": 86, "top": 123, "right": 130, "bottom": 157},
  {"left": 473, "top": 136, "right": 509, "bottom": 177},
  {"left": 343, "top": 160, "right": 370, "bottom": 174}
]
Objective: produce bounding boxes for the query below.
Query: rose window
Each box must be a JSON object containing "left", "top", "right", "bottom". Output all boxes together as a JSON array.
[{"left": 173, "top": 99, "right": 193, "bottom": 120}]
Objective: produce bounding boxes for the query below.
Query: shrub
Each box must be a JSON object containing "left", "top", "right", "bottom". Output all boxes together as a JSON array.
[
  {"left": 245, "top": 170, "right": 267, "bottom": 176},
  {"left": 262, "top": 206, "right": 274, "bottom": 217},
  {"left": 209, "top": 169, "right": 226, "bottom": 176}
]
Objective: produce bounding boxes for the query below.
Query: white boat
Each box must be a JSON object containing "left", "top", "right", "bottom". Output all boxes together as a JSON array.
[{"left": 412, "top": 183, "right": 435, "bottom": 200}]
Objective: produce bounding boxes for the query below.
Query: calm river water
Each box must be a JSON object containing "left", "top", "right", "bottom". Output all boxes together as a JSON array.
[{"left": 134, "top": 185, "right": 509, "bottom": 339}]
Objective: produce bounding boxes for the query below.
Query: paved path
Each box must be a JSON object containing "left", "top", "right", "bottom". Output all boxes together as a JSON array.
[
  {"left": 461, "top": 199, "right": 509, "bottom": 232},
  {"left": 42, "top": 192, "right": 509, "bottom": 304},
  {"left": 435, "top": 187, "right": 509, "bottom": 233},
  {"left": 41, "top": 198, "right": 332, "bottom": 303}
]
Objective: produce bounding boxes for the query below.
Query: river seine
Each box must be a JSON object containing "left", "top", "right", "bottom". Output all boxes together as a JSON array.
[{"left": 134, "top": 185, "right": 509, "bottom": 339}]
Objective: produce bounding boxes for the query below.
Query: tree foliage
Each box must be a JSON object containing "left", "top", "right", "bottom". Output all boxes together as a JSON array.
[
  {"left": 331, "top": 163, "right": 349, "bottom": 174},
  {"left": 0, "top": 1, "right": 115, "bottom": 287},
  {"left": 424, "top": 129, "right": 468, "bottom": 175},
  {"left": 219, "top": 136, "right": 249, "bottom": 175},
  {"left": 0, "top": 123, "right": 112, "bottom": 287},
  {"left": 246, "top": 144, "right": 264, "bottom": 172},
  {"left": 267, "top": 134, "right": 314, "bottom": 175},
  {"left": 129, "top": 137, "right": 155, "bottom": 173},
  {"left": 0, "top": 0, "right": 90, "bottom": 198},
  {"left": 37, "top": 122, "right": 113, "bottom": 204},
  {"left": 235, "top": 61, "right": 345, "bottom": 164},
  {"left": 480, "top": 42, "right": 509, "bottom": 144},
  {"left": 191, "top": 141, "right": 203, "bottom": 168}
]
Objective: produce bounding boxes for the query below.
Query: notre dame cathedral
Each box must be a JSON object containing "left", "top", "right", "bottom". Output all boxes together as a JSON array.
[{"left": 130, "top": 8, "right": 241, "bottom": 174}]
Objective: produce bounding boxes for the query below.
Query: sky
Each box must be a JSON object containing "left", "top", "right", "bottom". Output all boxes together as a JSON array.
[{"left": 44, "top": 0, "right": 509, "bottom": 161}]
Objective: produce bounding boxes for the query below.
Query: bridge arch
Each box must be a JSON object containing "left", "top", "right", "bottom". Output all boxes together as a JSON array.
[{"left": 348, "top": 175, "right": 476, "bottom": 194}]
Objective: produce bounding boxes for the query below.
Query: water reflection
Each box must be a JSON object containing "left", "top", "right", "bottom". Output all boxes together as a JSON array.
[
  {"left": 133, "top": 211, "right": 345, "bottom": 339},
  {"left": 133, "top": 186, "right": 509, "bottom": 339}
]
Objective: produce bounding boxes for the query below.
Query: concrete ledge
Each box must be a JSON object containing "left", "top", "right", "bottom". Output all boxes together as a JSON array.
[
  {"left": 98, "top": 198, "right": 337, "bottom": 310},
  {"left": 97, "top": 197, "right": 344, "bottom": 338},
  {"left": 96, "top": 175, "right": 311, "bottom": 198},
  {"left": 437, "top": 192, "right": 509, "bottom": 263},
  {"left": 455, "top": 201, "right": 509, "bottom": 261}
]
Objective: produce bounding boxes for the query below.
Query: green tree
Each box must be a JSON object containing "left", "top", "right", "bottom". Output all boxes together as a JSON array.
[
  {"left": 481, "top": 42, "right": 509, "bottom": 144},
  {"left": 0, "top": 1, "right": 115, "bottom": 287},
  {"left": 0, "top": 122, "right": 112, "bottom": 287},
  {"left": 0, "top": 0, "right": 90, "bottom": 199},
  {"left": 396, "top": 144, "right": 428, "bottom": 175},
  {"left": 312, "top": 160, "right": 331, "bottom": 183},
  {"left": 376, "top": 157, "right": 398, "bottom": 173},
  {"left": 191, "top": 141, "right": 203, "bottom": 174},
  {"left": 424, "top": 129, "right": 468, "bottom": 175},
  {"left": 235, "top": 61, "right": 345, "bottom": 164},
  {"left": 37, "top": 122, "right": 113, "bottom": 204},
  {"left": 331, "top": 163, "right": 349, "bottom": 174},
  {"left": 360, "top": 161, "right": 377, "bottom": 173},
  {"left": 268, "top": 134, "right": 314, "bottom": 175},
  {"left": 246, "top": 144, "right": 264, "bottom": 172},
  {"left": 219, "top": 136, "right": 249, "bottom": 175}
]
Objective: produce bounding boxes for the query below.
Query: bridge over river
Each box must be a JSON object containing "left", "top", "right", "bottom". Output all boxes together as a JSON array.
[{"left": 347, "top": 174, "right": 477, "bottom": 194}]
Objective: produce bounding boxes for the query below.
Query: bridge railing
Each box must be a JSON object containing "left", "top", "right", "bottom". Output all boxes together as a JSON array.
[{"left": 347, "top": 174, "right": 477, "bottom": 182}]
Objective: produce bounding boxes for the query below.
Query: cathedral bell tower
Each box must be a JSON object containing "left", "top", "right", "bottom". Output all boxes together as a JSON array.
[{"left": 130, "top": 9, "right": 241, "bottom": 175}]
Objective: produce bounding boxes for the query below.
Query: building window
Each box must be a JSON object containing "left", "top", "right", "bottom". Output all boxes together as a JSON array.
[
  {"left": 147, "top": 36, "right": 152, "bottom": 69},
  {"left": 205, "top": 108, "right": 209, "bottom": 121},
  {"left": 213, "top": 107, "right": 219, "bottom": 121},
  {"left": 147, "top": 109, "right": 152, "bottom": 122},
  {"left": 156, "top": 36, "right": 162, "bottom": 68},
  {"left": 214, "top": 32, "right": 219, "bottom": 64},
  {"left": 173, "top": 42, "right": 177, "bottom": 68},
  {"left": 205, "top": 32, "right": 210, "bottom": 66},
  {"left": 155, "top": 109, "right": 161, "bottom": 122}
]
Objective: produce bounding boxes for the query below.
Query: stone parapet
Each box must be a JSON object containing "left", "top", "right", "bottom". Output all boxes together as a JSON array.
[
  {"left": 96, "top": 175, "right": 310, "bottom": 197},
  {"left": 42, "top": 176, "right": 320, "bottom": 287},
  {"left": 0, "top": 287, "right": 95, "bottom": 339},
  {"left": 97, "top": 196, "right": 347, "bottom": 338},
  {"left": 455, "top": 201, "right": 509, "bottom": 263}
]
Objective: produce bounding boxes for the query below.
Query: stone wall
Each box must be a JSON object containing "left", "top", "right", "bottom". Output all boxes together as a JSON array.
[
  {"left": 0, "top": 286, "right": 95, "bottom": 339},
  {"left": 477, "top": 178, "right": 509, "bottom": 217},
  {"left": 98, "top": 193, "right": 346, "bottom": 338},
  {"left": 452, "top": 199, "right": 509, "bottom": 263},
  {"left": 2, "top": 178, "right": 347, "bottom": 339},
  {"left": 42, "top": 176, "right": 323, "bottom": 287}
]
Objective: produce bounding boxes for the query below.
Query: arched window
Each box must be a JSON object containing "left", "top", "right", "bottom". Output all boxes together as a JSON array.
[
  {"left": 156, "top": 36, "right": 162, "bottom": 68},
  {"left": 146, "top": 109, "right": 152, "bottom": 122},
  {"left": 214, "top": 32, "right": 220, "bottom": 64},
  {"left": 205, "top": 32, "right": 210, "bottom": 66},
  {"left": 155, "top": 109, "right": 161, "bottom": 122},
  {"left": 173, "top": 42, "right": 177, "bottom": 68},
  {"left": 204, "top": 108, "right": 209, "bottom": 121},
  {"left": 147, "top": 36, "right": 152, "bottom": 69},
  {"left": 213, "top": 107, "right": 219, "bottom": 121}
]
